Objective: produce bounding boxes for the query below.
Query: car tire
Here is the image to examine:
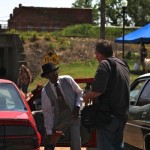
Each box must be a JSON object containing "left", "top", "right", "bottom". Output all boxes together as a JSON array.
[
  {"left": 124, "top": 143, "right": 139, "bottom": 150},
  {"left": 32, "top": 110, "right": 46, "bottom": 145},
  {"left": 145, "top": 138, "right": 150, "bottom": 150},
  {"left": 86, "top": 146, "right": 134, "bottom": 150}
]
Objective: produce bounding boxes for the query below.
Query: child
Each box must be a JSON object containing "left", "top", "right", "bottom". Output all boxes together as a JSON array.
[{"left": 134, "top": 62, "right": 140, "bottom": 72}]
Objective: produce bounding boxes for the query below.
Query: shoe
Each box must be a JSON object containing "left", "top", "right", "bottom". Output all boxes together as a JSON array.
[{"left": 44, "top": 144, "right": 55, "bottom": 150}]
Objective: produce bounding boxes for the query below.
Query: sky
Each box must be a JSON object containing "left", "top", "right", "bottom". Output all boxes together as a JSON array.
[{"left": 0, "top": 0, "right": 76, "bottom": 25}]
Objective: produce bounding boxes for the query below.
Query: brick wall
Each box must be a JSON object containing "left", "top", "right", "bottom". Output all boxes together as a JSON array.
[{"left": 8, "top": 4, "right": 92, "bottom": 31}]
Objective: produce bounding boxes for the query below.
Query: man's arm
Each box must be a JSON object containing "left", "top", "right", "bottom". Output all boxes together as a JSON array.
[
  {"left": 41, "top": 88, "right": 54, "bottom": 135},
  {"left": 65, "top": 75, "right": 83, "bottom": 119},
  {"left": 66, "top": 75, "right": 83, "bottom": 107},
  {"left": 83, "top": 91, "right": 102, "bottom": 105}
]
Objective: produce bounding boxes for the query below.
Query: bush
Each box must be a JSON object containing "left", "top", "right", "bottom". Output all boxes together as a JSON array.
[
  {"left": 29, "top": 32, "right": 38, "bottom": 42},
  {"left": 52, "top": 24, "right": 136, "bottom": 39},
  {"left": 47, "top": 42, "right": 56, "bottom": 50},
  {"left": 8, "top": 24, "right": 137, "bottom": 46},
  {"left": 20, "top": 35, "right": 25, "bottom": 44},
  {"left": 125, "top": 50, "right": 132, "bottom": 59},
  {"left": 60, "top": 24, "right": 99, "bottom": 38}
]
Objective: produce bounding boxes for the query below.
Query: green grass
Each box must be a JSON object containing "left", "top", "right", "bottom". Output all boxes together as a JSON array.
[
  {"left": 126, "top": 59, "right": 141, "bottom": 82},
  {"left": 8, "top": 25, "right": 146, "bottom": 92},
  {"left": 28, "top": 58, "right": 141, "bottom": 92},
  {"left": 8, "top": 24, "right": 138, "bottom": 43},
  {"left": 58, "top": 60, "right": 98, "bottom": 78},
  {"left": 29, "top": 59, "right": 98, "bottom": 91}
]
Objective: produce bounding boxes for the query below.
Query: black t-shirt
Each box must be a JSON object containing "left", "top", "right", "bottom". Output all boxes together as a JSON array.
[{"left": 92, "top": 57, "right": 130, "bottom": 117}]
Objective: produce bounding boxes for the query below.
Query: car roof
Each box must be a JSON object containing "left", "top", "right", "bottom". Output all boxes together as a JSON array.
[
  {"left": 138, "top": 73, "right": 150, "bottom": 79},
  {"left": 0, "top": 79, "right": 14, "bottom": 84}
]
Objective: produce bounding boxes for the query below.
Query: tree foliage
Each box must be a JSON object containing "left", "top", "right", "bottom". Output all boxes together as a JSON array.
[
  {"left": 105, "top": 0, "right": 150, "bottom": 26},
  {"left": 72, "top": 0, "right": 99, "bottom": 25},
  {"left": 72, "top": 0, "right": 150, "bottom": 27},
  {"left": 72, "top": 0, "right": 93, "bottom": 8},
  {"left": 128, "top": 0, "right": 150, "bottom": 26},
  {"left": 105, "top": 0, "right": 122, "bottom": 26}
]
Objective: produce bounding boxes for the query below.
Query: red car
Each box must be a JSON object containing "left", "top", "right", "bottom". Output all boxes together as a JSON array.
[{"left": 0, "top": 79, "right": 41, "bottom": 150}]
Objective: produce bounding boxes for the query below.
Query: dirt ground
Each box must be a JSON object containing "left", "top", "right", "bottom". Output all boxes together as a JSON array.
[{"left": 24, "top": 38, "right": 98, "bottom": 79}]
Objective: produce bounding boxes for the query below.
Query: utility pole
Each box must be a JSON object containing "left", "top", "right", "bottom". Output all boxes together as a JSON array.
[
  {"left": 100, "top": 0, "right": 106, "bottom": 39},
  {"left": 121, "top": 0, "right": 128, "bottom": 59}
]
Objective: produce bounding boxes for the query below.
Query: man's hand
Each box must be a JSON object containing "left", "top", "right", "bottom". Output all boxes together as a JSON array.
[
  {"left": 72, "top": 106, "right": 80, "bottom": 120},
  {"left": 83, "top": 91, "right": 101, "bottom": 105},
  {"left": 83, "top": 94, "right": 91, "bottom": 105}
]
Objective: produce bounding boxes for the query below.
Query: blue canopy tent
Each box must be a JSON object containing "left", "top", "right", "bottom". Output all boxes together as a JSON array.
[{"left": 115, "top": 23, "right": 150, "bottom": 44}]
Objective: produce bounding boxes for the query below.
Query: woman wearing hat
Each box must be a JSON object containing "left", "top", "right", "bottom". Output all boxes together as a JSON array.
[{"left": 41, "top": 62, "right": 83, "bottom": 150}]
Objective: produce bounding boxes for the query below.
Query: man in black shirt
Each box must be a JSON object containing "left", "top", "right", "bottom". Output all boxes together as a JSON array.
[{"left": 83, "top": 40, "right": 130, "bottom": 150}]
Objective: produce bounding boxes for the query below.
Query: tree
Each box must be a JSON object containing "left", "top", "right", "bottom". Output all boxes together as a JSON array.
[
  {"left": 100, "top": 0, "right": 106, "bottom": 39},
  {"left": 105, "top": 0, "right": 122, "bottom": 26},
  {"left": 72, "top": 0, "right": 99, "bottom": 25},
  {"left": 72, "top": 0, "right": 150, "bottom": 27},
  {"left": 104, "top": 0, "right": 150, "bottom": 26},
  {"left": 128, "top": 0, "right": 150, "bottom": 26},
  {"left": 72, "top": 0, "right": 92, "bottom": 8}
]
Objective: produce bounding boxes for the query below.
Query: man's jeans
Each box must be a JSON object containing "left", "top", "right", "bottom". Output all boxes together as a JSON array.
[{"left": 96, "top": 116, "right": 126, "bottom": 150}]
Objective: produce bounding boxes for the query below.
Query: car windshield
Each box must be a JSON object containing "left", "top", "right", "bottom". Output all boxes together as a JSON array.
[
  {"left": 0, "top": 83, "right": 26, "bottom": 111},
  {"left": 130, "top": 80, "right": 146, "bottom": 105}
]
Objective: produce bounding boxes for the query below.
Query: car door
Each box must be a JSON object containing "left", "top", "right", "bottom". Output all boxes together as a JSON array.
[{"left": 124, "top": 78, "right": 150, "bottom": 150}]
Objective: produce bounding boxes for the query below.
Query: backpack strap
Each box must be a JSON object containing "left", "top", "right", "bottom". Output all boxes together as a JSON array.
[
  {"left": 105, "top": 58, "right": 116, "bottom": 95},
  {"left": 97, "top": 58, "right": 116, "bottom": 109}
]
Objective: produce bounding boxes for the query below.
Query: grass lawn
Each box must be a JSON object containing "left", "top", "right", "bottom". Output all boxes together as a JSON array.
[{"left": 28, "top": 58, "right": 142, "bottom": 92}]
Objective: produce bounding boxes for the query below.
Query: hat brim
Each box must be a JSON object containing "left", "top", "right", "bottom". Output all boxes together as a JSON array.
[{"left": 41, "top": 67, "right": 59, "bottom": 78}]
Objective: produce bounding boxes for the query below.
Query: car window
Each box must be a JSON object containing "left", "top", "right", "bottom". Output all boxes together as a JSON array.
[
  {"left": 0, "top": 83, "right": 26, "bottom": 110},
  {"left": 137, "top": 80, "right": 150, "bottom": 106},
  {"left": 130, "top": 80, "right": 146, "bottom": 105}
]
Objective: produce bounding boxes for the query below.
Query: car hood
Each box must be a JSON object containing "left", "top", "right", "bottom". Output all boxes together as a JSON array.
[{"left": 0, "top": 111, "right": 30, "bottom": 125}]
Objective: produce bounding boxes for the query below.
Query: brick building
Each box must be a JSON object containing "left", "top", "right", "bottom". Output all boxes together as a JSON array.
[{"left": 8, "top": 4, "right": 92, "bottom": 31}]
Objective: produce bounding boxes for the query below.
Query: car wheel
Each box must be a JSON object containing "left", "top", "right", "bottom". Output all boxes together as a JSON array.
[
  {"left": 124, "top": 143, "right": 139, "bottom": 150},
  {"left": 86, "top": 144, "right": 138, "bottom": 150},
  {"left": 32, "top": 110, "right": 46, "bottom": 145},
  {"left": 86, "top": 146, "right": 133, "bottom": 150},
  {"left": 145, "top": 139, "right": 150, "bottom": 150}
]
